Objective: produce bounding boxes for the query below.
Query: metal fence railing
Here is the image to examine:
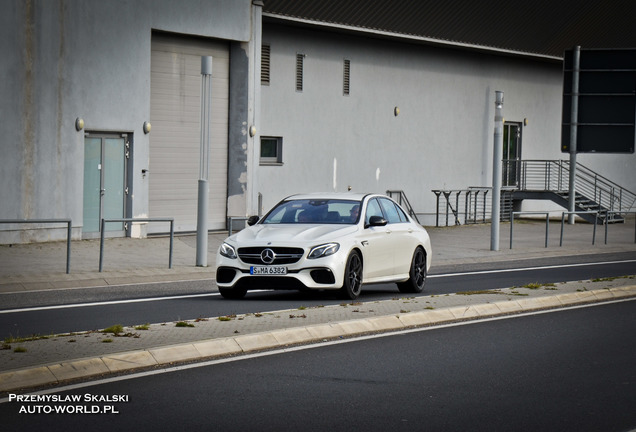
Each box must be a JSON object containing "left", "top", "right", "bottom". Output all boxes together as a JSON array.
[
  {"left": 431, "top": 187, "right": 514, "bottom": 226},
  {"left": 99, "top": 218, "right": 174, "bottom": 272},
  {"left": 604, "top": 211, "right": 636, "bottom": 244},
  {"left": 0, "top": 219, "right": 72, "bottom": 273},
  {"left": 510, "top": 212, "right": 550, "bottom": 249},
  {"left": 559, "top": 211, "right": 599, "bottom": 246}
]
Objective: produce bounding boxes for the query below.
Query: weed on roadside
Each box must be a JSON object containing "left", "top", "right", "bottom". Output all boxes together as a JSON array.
[
  {"left": 175, "top": 321, "right": 195, "bottom": 328},
  {"left": 340, "top": 302, "right": 363, "bottom": 307},
  {"left": 102, "top": 324, "right": 124, "bottom": 336},
  {"left": 456, "top": 289, "right": 502, "bottom": 296},
  {"left": 592, "top": 275, "right": 634, "bottom": 282},
  {"left": 102, "top": 324, "right": 139, "bottom": 338},
  {"left": 523, "top": 282, "right": 557, "bottom": 290}
]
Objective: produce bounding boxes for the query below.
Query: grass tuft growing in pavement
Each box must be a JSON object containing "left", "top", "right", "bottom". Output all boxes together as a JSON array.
[
  {"left": 523, "top": 282, "right": 556, "bottom": 290},
  {"left": 102, "top": 324, "right": 124, "bottom": 336},
  {"left": 456, "top": 289, "right": 502, "bottom": 295},
  {"left": 175, "top": 321, "right": 195, "bottom": 328}
]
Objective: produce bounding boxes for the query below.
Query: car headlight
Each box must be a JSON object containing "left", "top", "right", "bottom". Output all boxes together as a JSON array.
[
  {"left": 219, "top": 242, "right": 238, "bottom": 259},
  {"left": 308, "top": 243, "right": 340, "bottom": 259}
]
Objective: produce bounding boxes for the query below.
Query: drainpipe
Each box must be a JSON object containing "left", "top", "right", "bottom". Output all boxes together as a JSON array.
[
  {"left": 249, "top": 1, "right": 264, "bottom": 217},
  {"left": 491, "top": 91, "right": 504, "bottom": 251},
  {"left": 568, "top": 46, "right": 581, "bottom": 224}
]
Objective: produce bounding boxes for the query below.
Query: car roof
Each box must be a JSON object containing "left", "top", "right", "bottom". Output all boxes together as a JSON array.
[{"left": 283, "top": 192, "right": 374, "bottom": 201}]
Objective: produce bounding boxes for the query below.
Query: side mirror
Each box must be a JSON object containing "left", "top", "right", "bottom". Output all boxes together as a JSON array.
[
  {"left": 247, "top": 215, "right": 260, "bottom": 226},
  {"left": 366, "top": 215, "right": 388, "bottom": 228}
]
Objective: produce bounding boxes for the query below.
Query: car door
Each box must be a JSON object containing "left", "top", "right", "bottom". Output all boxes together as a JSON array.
[
  {"left": 378, "top": 197, "right": 418, "bottom": 276},
  {"left": 357, "top": 198, "right": 394, "bottom": 280}
]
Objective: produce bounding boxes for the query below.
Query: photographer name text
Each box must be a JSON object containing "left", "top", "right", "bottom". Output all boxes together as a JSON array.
[{"left": 8, "top": 393, "right": 128, "bottom": 415}]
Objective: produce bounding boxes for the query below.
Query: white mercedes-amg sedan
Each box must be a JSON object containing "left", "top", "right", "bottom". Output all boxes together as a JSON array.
[{"left": 215, "top": 193, "right": 432, "bottom": 300}]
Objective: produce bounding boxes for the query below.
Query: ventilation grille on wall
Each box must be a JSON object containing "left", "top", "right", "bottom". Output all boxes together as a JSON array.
[
  {"left": 261, "top": 44, "right": 270, "bottom": 85},
  {"left": 343, "top": 59, "right": 351, "bottom": 96},
  {"left": 296, "top": 53, "right": 304, "bottom": 92}
]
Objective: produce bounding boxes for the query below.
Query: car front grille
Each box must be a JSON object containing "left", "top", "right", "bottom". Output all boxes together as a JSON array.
[{"left": 237, "top": 247, "right": 305, "bottom": 265}]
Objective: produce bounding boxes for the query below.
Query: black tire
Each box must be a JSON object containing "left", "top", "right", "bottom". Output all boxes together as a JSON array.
[
  {"left": 338, "top": 251, "right": 363, "bottom": 300},
  {"left": 218, "top": 287, "right": 248, "bottom": 299},
  {"left": 398, "top": 247, "right": 427, "bottom": 293}
]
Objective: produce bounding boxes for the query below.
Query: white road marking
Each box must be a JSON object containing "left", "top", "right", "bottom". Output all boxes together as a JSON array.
[
  {"left": 428, "top": 259, "right": 636, "bottom": 278},
  {"left": 1, "top": 259, "right": 634, "bottom": 314}
]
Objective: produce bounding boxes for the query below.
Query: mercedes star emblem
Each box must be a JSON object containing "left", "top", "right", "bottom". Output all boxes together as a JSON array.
[{"left": 261, "top": 248, "right": 276, "bottom": 264}]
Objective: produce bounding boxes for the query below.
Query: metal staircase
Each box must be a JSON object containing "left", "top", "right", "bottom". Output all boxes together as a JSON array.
[
  {"left": 515, "top": 160, "right": 636, "bottom": 224},
  {"left": 431, "top": 160, "right": 636, "bottom": 226}
]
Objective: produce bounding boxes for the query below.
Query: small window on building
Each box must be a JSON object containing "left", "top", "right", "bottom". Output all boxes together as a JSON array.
[
  {"left": 260, "top": 136, "right": 283, "bottom": 165},
  {"left": 343, "top": 59, "right": 350, "bottom": 96},
  {"left": 296, "top": 53, "right": 304, "bottom": 92},
  {"left": 261, "top": 44, "right": 270, "bottom": 85}
]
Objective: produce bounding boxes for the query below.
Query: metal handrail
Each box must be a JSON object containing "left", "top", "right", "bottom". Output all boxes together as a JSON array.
[
  {"left": 559, "top": 211, "right": 599, "bottom": 246},
  {"left": 0, "top": 219, "right": 72, "bottom": 273},
  {"left": 604, "top": 211, "right": 636, "bottom": 244},
  {"left": 386, "top": 190, "right": 421, "bottom": 224},
  {"left": 431, "top": 189, "right": 462, "bottom": 226},
  {"left": 517, "top": 160, "right": 636, "bottom": 216},
  {"left": 431, "top": 187, "right": 514, "bottom": 226},
  {"left": 99, "top": 218, "right": 174, "bottom": 272},
  {"left": 510, "top": 211, "right": 550, "bottom": 249}
]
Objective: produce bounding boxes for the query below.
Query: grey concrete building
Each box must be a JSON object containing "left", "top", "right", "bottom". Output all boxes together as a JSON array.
[{"left": 1, "top": 0, "right": 635, "bottom": 243}]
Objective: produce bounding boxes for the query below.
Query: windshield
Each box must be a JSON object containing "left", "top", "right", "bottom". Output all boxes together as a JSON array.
[{"left": 262, "top": 199, "right": 361, "bottom": 225}]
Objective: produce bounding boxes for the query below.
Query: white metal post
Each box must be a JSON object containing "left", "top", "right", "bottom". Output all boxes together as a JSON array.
[
  {"left": 196, "top": 56, "right": 213, "bottom": 266},
  {"left": 568, "top": 46, "right": 581, "bottom": 224},
  {"left": 490, "top": 91, "right": 504, "bottom": 251}
]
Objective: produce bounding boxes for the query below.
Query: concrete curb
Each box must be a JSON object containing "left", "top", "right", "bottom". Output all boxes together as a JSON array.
[{"left": 2, "top": 286, "right": 635, "bottom": 393}]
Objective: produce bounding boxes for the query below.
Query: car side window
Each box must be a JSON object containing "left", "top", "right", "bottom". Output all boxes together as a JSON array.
[
  {"left": 379, "top": 198, "right": 402, "bottom": 224},
  {"left": 395, "top": 204, "right": 409, "bottom": 222},
  {"left": 365, "top": 198, "right": 384, "bottom": 225}
]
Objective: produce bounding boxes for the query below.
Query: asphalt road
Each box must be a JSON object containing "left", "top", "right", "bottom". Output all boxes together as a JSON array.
[
  {"left": 1, "top": 253, "right": 635, "bottom": 338},
  {"left": 1, "top": 299, "right": 634, "bottom": 431}
]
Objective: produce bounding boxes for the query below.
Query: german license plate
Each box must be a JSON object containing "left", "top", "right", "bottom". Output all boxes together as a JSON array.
[{"left": 250, "top": 266, "right": 287, "bottom": 275}]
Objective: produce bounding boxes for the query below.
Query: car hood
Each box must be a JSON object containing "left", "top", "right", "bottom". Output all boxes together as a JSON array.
[{"left": 230, "top": 224, "right": 358, "bottom": 245}]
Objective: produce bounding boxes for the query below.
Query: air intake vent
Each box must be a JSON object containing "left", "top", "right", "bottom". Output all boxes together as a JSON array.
[
  {"left": 343, "top": 59, "right": 350, "bottom": 96},
  {"left": 296, "top": 53, "right": 304, "bottom": 92},
  {"left": 261, "top": 44, "right": 270, "bottom": 85}
]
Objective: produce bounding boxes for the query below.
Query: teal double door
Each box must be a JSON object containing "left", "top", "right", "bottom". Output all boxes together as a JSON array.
[{"left": 83, "top": 134, "right": 129, "bottom": 237}]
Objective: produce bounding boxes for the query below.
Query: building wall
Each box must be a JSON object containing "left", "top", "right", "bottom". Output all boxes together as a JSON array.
[
  {"left": 2, "top": 1, "right": 634, "bottom": 244},
  {"left": 258, "top": 24, "right": 636, "bottom": 224},
  {"left": 0, "top": 0, "right": 254, "bottom": 243}
]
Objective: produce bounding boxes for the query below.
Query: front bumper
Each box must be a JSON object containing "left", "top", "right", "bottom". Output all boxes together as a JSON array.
[{"left": 215, "top": 253, "right": 346, "bottom": 291}]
